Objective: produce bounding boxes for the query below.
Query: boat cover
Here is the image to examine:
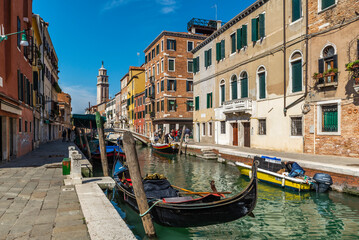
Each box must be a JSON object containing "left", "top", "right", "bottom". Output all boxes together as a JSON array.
[{"left": 143, "top": 179, "right": 179, "bottom": 199}]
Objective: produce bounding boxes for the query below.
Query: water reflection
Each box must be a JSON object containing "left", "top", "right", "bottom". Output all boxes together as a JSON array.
[{"left": 108, "top": 146, "right": 359, "bottom": 240}]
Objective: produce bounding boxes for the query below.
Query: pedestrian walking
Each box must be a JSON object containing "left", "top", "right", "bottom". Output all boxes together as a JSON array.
[{"left": 67, "top": 128, "right": 71, "bottom": 142}]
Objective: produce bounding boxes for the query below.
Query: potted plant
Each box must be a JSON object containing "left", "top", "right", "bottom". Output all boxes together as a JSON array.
[
  {"left": 346, "top": 59, "right": 359, "bottom": 71},
  {"left": 324, "top": 68, "right": 338, "bottom": 77},
  {"left": 313, "top": 72, "right": 323, "bottom": 79}
]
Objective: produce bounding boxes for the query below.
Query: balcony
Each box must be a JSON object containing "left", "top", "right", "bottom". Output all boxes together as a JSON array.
[
  {"left": 150, "top": 112, "right": 155, "bottom": 119},
  {"left": 222, "top": 98, "right": 252, "bottom": 114}
]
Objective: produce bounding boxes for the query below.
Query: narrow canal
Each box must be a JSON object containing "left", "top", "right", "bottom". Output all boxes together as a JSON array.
[{"left": 104, "top": 146, "right": 359, "bottom": 239}]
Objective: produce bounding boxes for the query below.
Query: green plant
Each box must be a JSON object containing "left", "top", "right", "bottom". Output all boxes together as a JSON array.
[
  {"left": 345, "top": 59, "right": 359, "bottom": 71},
  {"left": 323, "top": 68, "right": 338, "bottom": 76},
  {"left": 313, "top": 72, "right": 323, "bottom": 79}
]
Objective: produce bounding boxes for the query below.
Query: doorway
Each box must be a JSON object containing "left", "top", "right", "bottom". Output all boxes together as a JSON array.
[
  {"left": 197, "top": 123, "right": 200, "bottom": 142},
  {"left": 243, "top": 122, "right": 250, "bottom": 147},
  {"left": 232, "top": 123, "right": 238, "bottom": 146},
  {"left": 9, "top": 118, "right": 14, "bottom": 157}
]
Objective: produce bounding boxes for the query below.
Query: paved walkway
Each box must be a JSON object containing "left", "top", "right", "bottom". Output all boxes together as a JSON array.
[
  {"left": 187, "top": 142, "right": 359, "bottom": 176},
  {"left": 0, "top": 141, "right": 90, "bottom": 240}
]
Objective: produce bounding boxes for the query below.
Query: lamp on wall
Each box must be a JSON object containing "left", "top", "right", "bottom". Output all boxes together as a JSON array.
[{"left": 0, "top": 27, "right": 29, "bottom": 46}]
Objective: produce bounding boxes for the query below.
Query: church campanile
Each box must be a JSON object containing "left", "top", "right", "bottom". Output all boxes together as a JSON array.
[{"left": 96, "top": 61, "right": 109, "bottom": 105}]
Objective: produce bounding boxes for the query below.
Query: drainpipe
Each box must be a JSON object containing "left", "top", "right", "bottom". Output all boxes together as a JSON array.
[
  {"left": 284, "top": 0, "right": 309, "bottom": 113},
  {"left": 283, "top": 0, "right": 287, "bottom": 116}
]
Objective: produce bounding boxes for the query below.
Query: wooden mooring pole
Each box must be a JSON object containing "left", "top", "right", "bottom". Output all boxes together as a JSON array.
[
  {"left": 95, "top": 112, "right": 109, "bottom": 177},
  {"left": 77, "top": 128, "right": 84, "bottom": 150},
  {"left": 122, "top": 131, "right": 156, "bottom": 237},
  {"left": 178, "top": 125, "right": 186, "bottom": 155},
  {"left": 82, "top": 129, "right": 92, "bottom": 159}
]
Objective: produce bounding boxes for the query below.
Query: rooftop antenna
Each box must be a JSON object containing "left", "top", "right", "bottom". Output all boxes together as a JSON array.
[{"left": 212, "top": 4, "right": 218, "bottom": 21}]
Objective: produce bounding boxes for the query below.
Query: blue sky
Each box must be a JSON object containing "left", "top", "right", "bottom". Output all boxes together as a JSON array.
[{"left": 33, "top": 0, "right": 254, "bottom": 113}]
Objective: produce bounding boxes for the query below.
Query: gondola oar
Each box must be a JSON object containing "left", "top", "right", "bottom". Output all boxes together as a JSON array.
[
  {"left": 171, "top": 185, "right": 206, "bottom": 197},
  {"left": 180, "top": 191, "right": 232, "bottom": 195}
]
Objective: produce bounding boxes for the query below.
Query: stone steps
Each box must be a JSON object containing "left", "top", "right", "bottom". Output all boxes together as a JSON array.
[{"left": 197, "top": 149, "right": 218, "bottom": 160}]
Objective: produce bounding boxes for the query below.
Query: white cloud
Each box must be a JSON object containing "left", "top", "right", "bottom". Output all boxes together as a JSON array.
[
  {"left": 102, "top": 0, "right": 132, "bottom": 11},
  {"left": 156, "top": 0, "right": 177, "bottom": 14},
  {"left": 101, "top": 0, "right": 178, "bottom": 14},
  {"left": 61, "top": 84, "right": 97, "bottom": 114},
  {"left": 161, "top": 6, "right": 176, "bottom": 14}
]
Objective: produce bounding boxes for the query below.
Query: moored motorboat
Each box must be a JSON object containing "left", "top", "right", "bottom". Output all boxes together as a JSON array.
[
  {"left": 91, "top": 146, "right": 124, "bottom": 164},
  {"left": 151, "top": 142, "right": 179, "bottom": 154},
  {"left": 112, "top": 159, "right": 258, "bottom": 227}
]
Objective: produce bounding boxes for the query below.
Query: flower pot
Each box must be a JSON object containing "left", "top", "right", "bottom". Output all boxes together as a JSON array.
[
  {"left": 313, "top": 73, "right": 323, "bottom": 79},
  {"left": 325, "top": 72, "right": 336, "bottom": 77}
]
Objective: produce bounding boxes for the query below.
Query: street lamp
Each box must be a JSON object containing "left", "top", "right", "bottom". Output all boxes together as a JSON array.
[{"left": 0, "top": 29, "right": 29, "bottom": 46}]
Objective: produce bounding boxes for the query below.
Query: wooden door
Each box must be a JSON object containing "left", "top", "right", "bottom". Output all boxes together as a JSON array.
[
  {"left": 243, "top": 122, "right": 250, "bottom": 147},
  {"left": 232, "top": 123, "right": 238, "bottom": 146}
]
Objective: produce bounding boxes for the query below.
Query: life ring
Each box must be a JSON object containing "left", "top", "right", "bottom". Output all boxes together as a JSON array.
[
  {"left": 348, "top": 109, "right": 352, "bottom": 114},
  {"left": 354, "top": 109, "right": 358, "bottom": 114}
]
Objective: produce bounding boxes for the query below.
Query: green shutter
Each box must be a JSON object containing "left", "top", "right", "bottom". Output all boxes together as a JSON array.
[
  {"left": 251, "top": 18, "right": 258, "bottom": 42},
  {"left": 322, "top": 0, "right": 335, "bottom": 10},
  {"left": 237, "top": 28, "right": 242, "bottom": 50},
  {"left": 221, "top": 85, "right": 225, "bottom": 104},
  {"left": 204, "top": 50, "right": 208, "bottom": 68},
  {"left": 210, "top": 93, "right": 213, "bottom": 108},
  {"left": 292, "top": 0, "right": 301, "bottom": 22},
  {"left": 221, "top": 40, "right": 225, "bottom": 59},
  {"left": 292, "top": 60, "right": 302, "bottom": 92},
  {"left": 208, "top": 48, "right": 212, "bottom": 66},
  {"left": 259, "top": 14, "right": 265, "bottom": 38},
  {"left": 242, "top": 25, "right": 247, "bottom": 46},
  {"left": 241, "top": 77, "right": 248, "bottom": 98},
  {"left": 174, "top": 80, "right": 177, "bottom": 91},
  {"left": 259, "top": 73, "right": 266, "bottom": 99},
  {"left": 197, "top": 57, "right": 200, "bottom": 72},
  {"left": 161, "top": 80, "right": 164, "bottom": 91},
  {"left": 195, "top": 96, "right": 199, "bottom": 111},
  {"left": 323, "top": 107, "right": 338, "bottom": 132},
  {"left": 216, "top": 42, "right": 221, "bottom": 61},
  {"left": 231, "top": 80, "right": 237, "bottom": 100},
  {"left": 231, "top": 34, "right": 236, "bottom": 53},
  {"left": 193, "top": 58, "right": 197, "bottom": 73},
  {"left": 207, "top": 93, "right": 212, "bottom": 108}
]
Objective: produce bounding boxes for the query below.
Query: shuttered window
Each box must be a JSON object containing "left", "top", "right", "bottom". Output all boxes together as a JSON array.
[
  {"left": 252, "top": 14, "right": 265, "bottom": 41},
  {"left": 259, "top": 14, "right": 265, "bottom": 38},
  {"left": 237, "top": 28, "right": 242, "bottom": 50},
  {"left": 251, "top": 18, "right": 258, "bottom": 42},
  {"left": 168, "top": 59, "right": 175, "bottom": 71},
  {"left": 195, "top": 96, "right": 199, "bottom": 111},
  {"left": 186, "top": 81, "right": 193, "bottom": 92},
  {"left": 161, "top": 80, "right": 164, "bottom": 91},
  {"left": 231, "top": 78, "right": 238, "bottom": 100},
  {"left": 188, "top": 60, "right": 193, "bottom": 73},
  {"left": 193, "top": 57, "right": 197, "bottom": 73},
  {"left": 205, "top": 49, "right": 212, "bottom": 67},
  {"left": 221, "top": 40, "right": 225, "bottom": 60},
  {"left": 167, "top": 39, "right": 176, "bottom": 50},
  {"left": 292, "top": 0, "right": 301, "bottom": 22},
  {"left": 168, "top": 100, "right": 176, "bottom": 111},
  {"left": 322, "top": 0, "right": 335, "bottom": 10},
  {"left": 207, "top": 92, "right": 213, "bottom": 109},
  {"left": 216, "top": 42, "right": 221, "bottom": 61},
  {"left": 220, "top": 84, "right": 225, "bottom": 105},
  {"left": 242, "top": 25, "right": 248, "bottom": 47},
  {"left": 322, "top": 105, "right": 338, "bottom": 132},
  {"left": 156, "top": 44, "right": 159, "bottom": 55},
  {"left": 292, "top": 60, "right": 302, "bottom": 92},
  {"left": 231, "top": 33, "right": 236, "bottom": 53},
  {"left": 241, "top": 76, "right": 248, "bottom": 98},
  {"left": 259, "top": 72, "right": 266, "bottom": 99}
]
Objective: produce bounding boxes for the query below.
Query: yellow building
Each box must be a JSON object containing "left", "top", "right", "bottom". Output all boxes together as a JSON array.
[{"left": 127, "top": 66, "right": 145, "bottom": 131}]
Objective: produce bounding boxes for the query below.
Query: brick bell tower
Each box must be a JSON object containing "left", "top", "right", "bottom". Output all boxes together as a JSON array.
[{"left": 97, "top": 61, "right": 109, "bottom": 104}]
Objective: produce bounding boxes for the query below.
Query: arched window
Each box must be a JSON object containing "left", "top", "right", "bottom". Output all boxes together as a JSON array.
[
  {"left": 230, "top": 75, "right": 238, "bottom": 100},
  {"left": 319, "top": 45, "right": 337, "bottom": 84},
  {"left": 257, "top": 66, "right": 266, "bottom": 99},
  {"left": 290, "top": 51, "right": 302, "bottom": 93},
  {"left": 240, "top": 71, "right": 248, "bottom": 98},
  {"left": 220, "top": 79, "right": 225, "bottom": 105}
]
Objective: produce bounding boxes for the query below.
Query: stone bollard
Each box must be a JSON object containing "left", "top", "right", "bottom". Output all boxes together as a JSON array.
[
  {"left": 71, "top": 153, "right": 83, "bottom": 185},
  {"left": 67, "top": 147, "right": 77, "bottom": 179}
]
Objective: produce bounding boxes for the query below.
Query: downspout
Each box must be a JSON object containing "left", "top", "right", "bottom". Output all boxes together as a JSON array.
[
  {"left": 284, "top": 0, "right": 309, "bottom": 112},
  {"left": 283, "top": 0, "right": 287, "bottom": 116}
]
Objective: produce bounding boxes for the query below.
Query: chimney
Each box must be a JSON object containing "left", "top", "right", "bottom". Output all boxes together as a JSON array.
[{"left": 216, "top": 20, "right": 222, "bottom": 30}]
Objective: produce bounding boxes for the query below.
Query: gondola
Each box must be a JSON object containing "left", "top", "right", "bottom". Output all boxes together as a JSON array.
[
  {"left": 151, "top": 142, "right": 179, "bottom": 154},
  {"left": 112, "top": 159, "right": 258, "bottom": 227},
  {"left": 91, "top": 146, "right": 125, "bottom": 164}
]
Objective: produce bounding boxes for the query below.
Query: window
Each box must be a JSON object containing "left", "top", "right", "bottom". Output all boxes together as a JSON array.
[
  {"left": 168, "top": 99, "right": 176, "bottom": 111},
  {"left": 231, "top": 75, "right": 238, "bottom": 100},
  {"left": 220, "top": 80, "right": 225, "bottom": 105},
  {"left": 193, "top": 57, "right": 200, "bottom": 73},
  {"left": 19, "top": 119, "right": 22, "bottom": 132},
  {"left": 152, "top": 49, "right": 155, "bottom": 59},
  {"left": 168, "top": 59, "right": 175, "bottom": 71},
  {"left": 231, "top": 33, "right": 236, "bottom": 54},
  {"left": 216, "top": 40, "right": 225, "bottom": 61},
  {"left": 161, "top": 40, "right": 164, "bottom": 52},
  {"left": 292, "top": 0, "right": 302, "bottom": 22},
  {"left": 240, "top": 72, "right": 248, "bottom": 98},
  {"left": 161, "top": 80, "right": 164, "bottom": 92},
  {"left": 321, "top": 0, "right": 335, "bottom": 10},
  {"left": 257, "top": 67, "right": 266, "bottom": 99},
  {"left": 187, "top": 100, "right": 194, "bottom": 111},
  {"left": 157, "top": 101, "right": 160, "bottom": 112},
  {"left": 195, "top": 96, "right": 199, "bottom": 111},
  {"left": 188, "top": 41, "right": 193, "bottom": 52},
  {"left": 145, "top": 55, "right": 148, "bottom": 64},
  {"left": 291, "top": 52, "right": 303, "bottom": 93},
  {"left": 209, "top": 122, "right": 213, "bottom": 136},
  {"left": 157, "top": 63, "right": 159, "bottom": 75},
  {"left": 188, "top": 60, "right": 193, "bottom": 73},
  {"left": 291, "top": 117, "right": 302, "bottom": 136},
  {"left": 157, "top": 82, "right": 159, "bottom": 94},
  {"left": 17, "top": 17, "right": 21, "bottom": 48},
  {"left": 252, "top": 13, "right": 265, "bottom": 42},
  {"left": 221, "top": 121, "right": 226, "bottom": 134},
  {"left": 156, "top": 44, "right": 159, "bottom": 55},
  {"left": 167, "top": 79, "right": 176, "bottom": 91},
  {"left": 186, "top": 81, "right": 193, "bottom": 92},
  {"left": 167, "top": 39, "right": 176, "bottom": 51},
  {"left": 148, "top": 53, "right": 151, "bottom": 61},
  {"left": 152, "top": 66, "right": 155, "bottom": 76},
  {"left": 204, "top": 49, "right": 212, "bottom": 68},
  {"left": 161, "top": 59, "right": 164, "bottom": 72},
  {"left": 237, "top": 25, "right": 248, "bottom": 50},
  {"left": 25, "top": 121, "right": 27, "bottom": 132},
  {"left": 258, "top": 119, "right": 266, "bottom": 135},
  {"left": 202, "top": 123, "right": 206, "bottom": 136},
  {"left": 206, "top": 92, "right": 213, "bottom": 109},
  {"left": 318, "top": 45, "right": 337, "bottom": 84},
  {"left": 321, "top": 105, "right": 338, "bottom": 132},
  {"left": 161, "top": 100, "right": 164, "bottom": 111}
]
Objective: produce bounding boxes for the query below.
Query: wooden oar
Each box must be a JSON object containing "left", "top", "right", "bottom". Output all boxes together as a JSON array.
[
  {"left": 180, "top": 191, "right": 232, "bottom": 195},
  {"left": 171, "top": 185, "right": 206, "bottom": 197}
]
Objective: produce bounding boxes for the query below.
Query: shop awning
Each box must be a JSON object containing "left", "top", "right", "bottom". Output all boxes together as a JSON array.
[{"left": 72, "top": 114, "right": 107, "bottom": 129}]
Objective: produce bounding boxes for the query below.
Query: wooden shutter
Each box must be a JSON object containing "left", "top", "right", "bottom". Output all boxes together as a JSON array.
[
  {"left": 251, "top": 18, "right": 258, "bottom": 42},
  {"left": 318, "top": 59, "right": 324, "bottom": 73},
  {"left": 204, "top": 50, "right": 208, "bottom": 68},
  {"left": 237, "top": 28, "right": 242, "bottom": 50},
  {"left": 197, "top": 57, "right": 200, "bottom": 71},
  {"left": 207, "top": 93, "right": 210, "bottom": 108},
  {"left": 166, "top": 39, "right": 170, "bottom": 50},
  {"left": 174, "top": 80, "right": 177, "bottom": 91},
  {"left": 174, "top": 100, "right": 177, "bottom": 111},
  {"left": 259, "top": 14, "right": 265, "bottom": 38},
  {"left": 221, "top": 40, "right": 225, "bottom": 60},
  {"left": 292, "top": 0, "right": 301, "bottom": 22},
  {"left": 242, "top": 25, "right": 247, "bottom": 46},
  {"left": 221, "top": 85, "right": 225, "bottom": 104},
  {"left": 322, "top": 0, "right": 335, "bottom": 10},
  {"left": 231, "top": 80, "right": 237, "bottom": 100},
  {"left": 292, "top": 60, "right": 302, "bottom": 92},
  {"left": 195, "top": 96, "right": 199, "bottom": 110},
  {"left": 333, "top": 55, "right": 338, "bottom": 68},
  {"left": 259, "top": 73, "right": 266, "bottom": 99},
  {"left": 193, "top": 57, "right": 197, "bottom": 73},
  {"left": 161, "top": 80, "right": 164, "bottom": 91},
  {"left": 231, "top": 34, "right": 236, "bottom": 53},
  {"left": 167, "top": 80, "right": 170, "bottom": 90},
  {"left": 208, "top": 49, "right": 212, "bottom": 66},
  {"left": 241, "top": 77, "right": 248, "bottom": 98},
  {"left": 173, "top": 40, "right": 176, "bottom": 51},
  {"left": 186, "top": 81, "right": 189, "bottom": 91},
  {"left": 167, "top": 100, "right": 170, "bottom": 111},
  {"left": 216, "top": 42, "right": 221, "bottom": 61}
]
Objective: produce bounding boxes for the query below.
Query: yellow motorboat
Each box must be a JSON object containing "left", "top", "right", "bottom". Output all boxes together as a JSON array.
[{"left": 236, "top": 157, "right": 312, "bottom": 192}]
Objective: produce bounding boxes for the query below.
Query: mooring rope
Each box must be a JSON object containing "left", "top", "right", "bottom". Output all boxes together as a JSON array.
[{"left": 139, "top": 200, "right": 163, "bottom": 217}]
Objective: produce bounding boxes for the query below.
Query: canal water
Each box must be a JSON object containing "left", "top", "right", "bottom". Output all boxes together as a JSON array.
[{"left": 104, "top": 146, "right": 359, "bottom": 240}]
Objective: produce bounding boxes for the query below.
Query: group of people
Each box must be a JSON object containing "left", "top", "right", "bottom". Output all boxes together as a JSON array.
[
  {"left": 61, "top": 128, "right": 74, "bottom": 142},
  {"left": 153, "top": 127, "right": 192, "bottom": 144}
]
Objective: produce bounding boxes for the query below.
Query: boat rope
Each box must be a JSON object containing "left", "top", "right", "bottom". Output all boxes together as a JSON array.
[{"left": 139, "top": 200, "right": 163, "bottom": 217}]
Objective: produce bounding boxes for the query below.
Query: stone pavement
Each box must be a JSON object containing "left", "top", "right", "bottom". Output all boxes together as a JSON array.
[{"left": 0, "top": 140, "right": 90, "bottom": 240}]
